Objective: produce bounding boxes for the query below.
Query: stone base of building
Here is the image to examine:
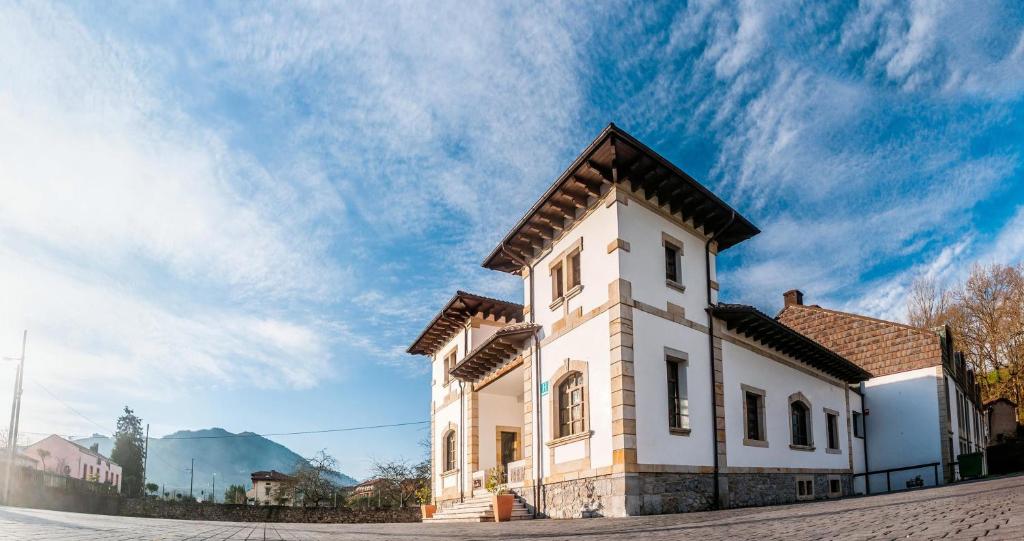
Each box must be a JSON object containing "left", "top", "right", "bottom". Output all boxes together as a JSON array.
[{"left": 508, "top": 471, "right": 852, "bottom": 518}]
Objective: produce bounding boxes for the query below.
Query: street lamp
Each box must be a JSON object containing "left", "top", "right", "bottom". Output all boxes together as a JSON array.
[{"left": 2, "top": 330, "right": 27, "bottom": 506}]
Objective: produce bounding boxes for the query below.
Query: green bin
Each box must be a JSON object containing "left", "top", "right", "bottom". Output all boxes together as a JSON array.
[{"left": 958, "top": 452, "right": 984, "bottom": 479}]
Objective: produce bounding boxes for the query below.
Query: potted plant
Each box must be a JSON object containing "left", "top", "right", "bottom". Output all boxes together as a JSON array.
[
  {"left": 485, "top": 466, "right": 514, "bottom": 522},
  {"left": 415, "top": 485, "right": 436, "bottom": 519}
]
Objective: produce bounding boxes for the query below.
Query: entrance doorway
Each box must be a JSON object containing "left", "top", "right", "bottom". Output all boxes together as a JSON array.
[{"left": 497, "top": 428, "right": 520, "bottom": 481}]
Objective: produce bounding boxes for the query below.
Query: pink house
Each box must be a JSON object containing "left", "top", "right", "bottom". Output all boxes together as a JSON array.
[{"left": 23, "top": 435, "right": 123, "bottom": 492}]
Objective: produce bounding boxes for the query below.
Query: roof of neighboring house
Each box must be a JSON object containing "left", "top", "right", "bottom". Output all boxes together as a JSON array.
[
  {"left": 26, "top": 435, "right": 117, "bottom": 464},
  {"left": 985, "top": 397, "right": 1018, "bottom": 409},
  {"left": 250, "top": 470, "right": 294, "bottom": 482},
  {"left": 482, "top": 123, "right": 760, "bottom": 274},
  {"left": 776, "top": 303, "right": 944, "bottom": 378},
  {"left": 711, "top": 304, "right": 872, "bottom": 383},
  {"left": 450, "top": 322, "right": 539, "bottom": 382},
  {"left": 407, "top": 291, "right": 524, "bottom": 356}
]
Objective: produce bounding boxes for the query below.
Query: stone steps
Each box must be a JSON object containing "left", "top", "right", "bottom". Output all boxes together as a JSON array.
[{"left": 424, "top": 495, "right": 533, "bottom": 523}]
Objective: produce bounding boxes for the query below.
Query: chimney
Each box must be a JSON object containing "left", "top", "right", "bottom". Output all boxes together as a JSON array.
[{"left": 783, "top": 289, "right": 804, "bottom": 307}]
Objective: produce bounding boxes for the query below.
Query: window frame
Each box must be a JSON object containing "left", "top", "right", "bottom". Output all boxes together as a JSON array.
[
  {"left": 852, "top": 410, "right": 865, "bottom": 439},
  {"left": 442, "top": 348, "right": 457, "bottom": 386},
  {"left": 547, "top": 360, "right": 592, "bottom": 447},
  {"left": 661, "top": 232, "right": 685, "bottom": 293},
  {"left": 548, "top": 238, "right": 584, "bottom": 309},
  {"left": 741, "top": 383, "right": 768, "bottom": 447},
  {"left": 824, "top": 408, "right": 841, "bottom": 454},
  {"left": 557, "top": 372, "right": 586, "bottom": 438},
  {"left": 788, "top": 392, "right": 814, "bottom": 451},
  {"left": 795, "top": 475, "right": 815, "bottom": 501},
  {"left": 442, "top": 429, "right": 458, "bottom": 473},
  {"left": 666, "top": 348, "right": 690, "bottom": 435}
]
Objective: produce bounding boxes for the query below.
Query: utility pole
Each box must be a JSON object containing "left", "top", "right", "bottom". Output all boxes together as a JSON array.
[
  {"left": 188, "top": 458, "right": 194, "bottom": 500},
  {"left": 211, "top": 473, "right": 216, "bottom": 504},
  {"left": 2, "top": 330, "right": 27, "bottom": 505}
]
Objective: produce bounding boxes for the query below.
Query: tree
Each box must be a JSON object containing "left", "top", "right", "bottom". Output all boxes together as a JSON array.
[
  {"left": 369, "top": 457, "right": 425, "bottom": 508},
  {"left": 111, "top": 406, "right": 146, "bottom": 497},
  {"left": 223, "top": 484, "right": 247, "bottom": 505},
  {"left": 292, "top": 449, "right": 339, "bottom": 508},
  {"left": 145, "top": 483, "right": 159, "bottom": 497},
  {"left": 36, "top": 449, "right": 50, "bottom": 471},
  {"left": 907, "top": 276, "right": 952, "bottom": 329}
]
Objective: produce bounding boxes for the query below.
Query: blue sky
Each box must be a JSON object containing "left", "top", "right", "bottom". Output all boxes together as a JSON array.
[{"left": 1, "top": 1, "right": 1022, "bottom": 481}]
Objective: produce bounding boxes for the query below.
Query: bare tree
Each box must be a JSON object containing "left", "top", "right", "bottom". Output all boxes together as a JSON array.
[
  {"left": 369, "top": 457, "right": 426, "bottom": 508},
  {"left": 907, "top": 276, "right": 951, "bottom": 329},
  {"left": 292, "top": 449, "right": 339, "bottom": 508}
]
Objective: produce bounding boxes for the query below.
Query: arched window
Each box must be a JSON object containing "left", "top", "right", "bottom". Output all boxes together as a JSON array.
[
  {"left": 558, "top": 372, "right": 585, "bottom": 438},
  {"left": 790, "top": 400, "right": 810, "bottom": 446},
  {"left": 443, "top": 430, "right": 457, "bottom": 472}
]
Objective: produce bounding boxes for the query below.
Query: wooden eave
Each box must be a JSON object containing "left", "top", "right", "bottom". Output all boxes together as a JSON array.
[
  {"left": 407, "top": 291, "right": 524, "bottom": 356},
  {"left": 710, "top": 304, "right": 873, "bottom": 383},
  {"left": 449, "top": 323, "right": 538, "bottom": 382},
  {"left": 482, "top": 123, "right": 761, "bottom": 273}
]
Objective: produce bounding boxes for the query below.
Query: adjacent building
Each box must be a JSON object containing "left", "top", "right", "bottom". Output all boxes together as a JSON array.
[
  {"left": 777, "top": 291, "right": 987, "bottom": 490},
  {"left": 985, "top": 398, "right": 1019, "bottom": 443},
  {"left": 22, "top": 434, "right": 122, "bottom": 492},
  {"left": 410, "top": 124, "right": 874, "bottom": 518},
  {"left": 247, "top": 470, "right": 297, "bottom": 506}
]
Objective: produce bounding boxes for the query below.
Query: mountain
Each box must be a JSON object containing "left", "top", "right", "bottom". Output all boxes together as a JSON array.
[{"left": 74, "top": 428, "right": 357, "bottom": 496}]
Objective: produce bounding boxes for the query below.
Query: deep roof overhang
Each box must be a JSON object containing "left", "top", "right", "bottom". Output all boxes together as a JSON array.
[
  {"left": 711, "top": 303, "right": 872, "bottom": 383},
  {"left": 449, "top": 323, "right": 538, "bottom": 382},
  {"left": 407, "top": 291, "right": 524, "bottom": 356},
  {"left": 482, "top": 123, "right": 760, "bottom": 273}
]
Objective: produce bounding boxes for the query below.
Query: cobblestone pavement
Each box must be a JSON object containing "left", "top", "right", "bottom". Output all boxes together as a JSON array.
[{"left": 0, "top": 474, "right": 1021, "bottom": 540}]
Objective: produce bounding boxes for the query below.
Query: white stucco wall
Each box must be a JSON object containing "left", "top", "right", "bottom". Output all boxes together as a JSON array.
[
  {"left": 431, "top": 328, "right": 467, "bottom": 497},
  {"left": 477, "top": 390, "right": 524, "bottom": 472},
  {"left": 633, "top": 310, "right": 714, "bottom": 467},
  {"left": 850, "top": 391, "right": 867, "bottom": 494},
  {"left": 526, "top": 196, "right": 620, "bottom": 334},
  {"left": 862, "top": 366, "right": 942, "bottom": 491},
  {"left": 616, "top": 195, "right": 715, "bottom": 320},
  {"left": 722, "top": 338, "right": 851, "bottom": 471},
  {"left": 537, "top": 312, "right": 614, "bottom": 473}
]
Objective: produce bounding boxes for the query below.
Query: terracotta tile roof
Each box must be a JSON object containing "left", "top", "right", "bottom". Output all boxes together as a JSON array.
[{"left": 776, "top": 304, "right": 943, "bottom": 378}]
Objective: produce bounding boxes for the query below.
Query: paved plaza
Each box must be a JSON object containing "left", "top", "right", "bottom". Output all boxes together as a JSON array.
[{"left": 0, "top": 474, "right": 1021, "bottom": 540}]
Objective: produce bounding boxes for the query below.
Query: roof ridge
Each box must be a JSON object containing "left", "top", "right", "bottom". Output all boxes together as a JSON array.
[{"left": 779, "top": 304, "right": 939, "bottom": 337}]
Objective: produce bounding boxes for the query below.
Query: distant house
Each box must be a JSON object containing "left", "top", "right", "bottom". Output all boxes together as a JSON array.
[
  {"left": 986, "top": 398, "right": 1019, "bottom": 443},
  {"left": 22, "top": 434, "right": 122, "bottom": 492},
  {"left": 247, "top": 470, "right": 297, "bottom": 506},
  {"left": 349, "top": 478, "right": 384, "bottom": 507}
]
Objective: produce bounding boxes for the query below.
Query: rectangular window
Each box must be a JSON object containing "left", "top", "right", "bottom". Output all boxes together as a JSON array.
[
  {"left": 665, "top": 245, "right": 679, "bottom": 282},
  {"left": 828, "top": 478, "right": 841, "bottom": 497},
  {"left": 443, "top": 349, "right": 457, "bottom": 385},
  {"left": 568, "top": 251, "right": 581, "bottom": 289},
  {"left": 796, "top": 478, "right": 814, "bottom": 499},
  {"left": 552, "top": 262, "right": 564, "bottom": 300},
  {"left": 826, "top": 412, "right": 840, "bottom": 451},
  {"left": 666, "top": 356, "right": 689, "bottom": 431},
  {"left": 852, "top": 411, "right": 864, "bottom": 438},
  {"left": 745, "top": 392, "right": 761, "bottom": 440}
]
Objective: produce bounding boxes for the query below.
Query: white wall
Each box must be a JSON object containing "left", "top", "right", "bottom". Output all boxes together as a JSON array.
[
  {"left": 616, "top": 195, "right": 714, "bottom": 320},
  {"left": 431, "top": 328, "right": 466, "bottom": 498},
  {"left": 526, "top": 196, "right": 620, "bottom": 333},
  {"left": 862, "top": 366, "right": 942, "bottom": 491},
  {"left": 537, "top": 312, "right": 613, "bottom": 473},
  {"left": 477, "top": 390, "right": 524, "bottom": 472},
  {"left": 850, "top": 391, "right": 867, "bottom": 494},
  {"left": 633, "top": 310, "right": 714, "bottom": 467},
  {"left": 722, "top": 339, "right": 851, "bottom": 471}
]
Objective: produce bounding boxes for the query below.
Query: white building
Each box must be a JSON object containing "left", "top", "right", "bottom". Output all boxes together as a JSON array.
[
  {"left": 778, "top": 292, "right": 987, "bottom": 492},
  {"left": 410, "top": 124, "right": 873, "bottom": 518}
]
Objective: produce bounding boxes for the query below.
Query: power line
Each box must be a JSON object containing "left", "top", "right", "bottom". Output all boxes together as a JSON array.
[
  {"left": 30, "top": 379, "right": 114, "bottom": 436},
  {"left": 160, "top": 420, "right": 430, "bottom": 440}
]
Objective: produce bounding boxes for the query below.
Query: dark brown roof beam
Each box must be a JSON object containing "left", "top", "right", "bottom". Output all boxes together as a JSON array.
[
  {"left": 584, "top": 160, "right": 614, "bottom": 184},
  {"left": 560, "top": 184, "right": 591, "bottom": 206},
  {"left": 548, "top": 197, "right": 579, "bottom": 217},
  {"left": 680, "top": 198, "right": 714, "bottom": 223},
  {"left": 671, "top": 190, "right": 702, "bottom": 217},
  {"left": 640, "top": 168, "right": 669, "bottom": 197},
  {"left": 621, "top": 157, "right": 658, "bottom": 191},
  {"left": 654, "top": 181, "right": 684, "bottom": 208},
  {"left": 537, "top": 209, "right": 568, "bottom": 229},
  {"left": 571, "top": 175, "right": 603, "bottom": 197}
]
